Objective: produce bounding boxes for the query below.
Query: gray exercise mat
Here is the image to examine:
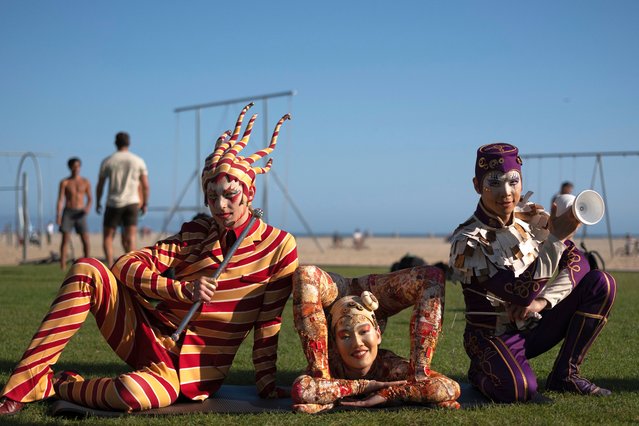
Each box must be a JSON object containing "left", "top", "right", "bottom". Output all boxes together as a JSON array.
[
  {"left": 48, "top": 383, "right": 506, "bottom": 417},
  {"left": 49, "top": 385, "right": 292, "bottom": 417}
]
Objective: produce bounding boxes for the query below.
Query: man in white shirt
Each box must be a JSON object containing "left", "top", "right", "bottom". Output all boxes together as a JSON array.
[{"left": 96, "top": 131, "right": 150, "bottom": 266}]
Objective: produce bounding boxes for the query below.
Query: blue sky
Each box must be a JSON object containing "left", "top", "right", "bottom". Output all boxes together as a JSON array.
[{"left": 1, "top": 1, "right": 638, "bottom": 237}]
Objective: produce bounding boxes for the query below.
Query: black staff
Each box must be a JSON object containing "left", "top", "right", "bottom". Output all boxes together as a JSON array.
[{"left": 170, "top": 208, "right": 264, "bottom": 341}]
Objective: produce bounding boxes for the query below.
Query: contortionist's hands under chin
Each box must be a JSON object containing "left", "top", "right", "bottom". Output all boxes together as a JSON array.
[
  {"left": 341, "top": 394, "right": 388, "bottom": 407},
  {"left": 189, "top": 277, "right": 218, "bottom": 303},
  {"left": 340, "top": 380, "right": 407, "bottom": 408}
]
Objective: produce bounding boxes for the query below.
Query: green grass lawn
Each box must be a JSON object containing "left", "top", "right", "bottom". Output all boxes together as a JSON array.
[{"left": 0, "top": 264, "right": 637, "bottom": 425}]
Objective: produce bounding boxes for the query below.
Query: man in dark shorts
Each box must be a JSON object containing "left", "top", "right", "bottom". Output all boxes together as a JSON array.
[
  {"left": 56, "top": 157, "right": 92, "bottom": 269},
  {"left": 103, "top": 204, "right": 139, "bottom": 233},
  {"left": 96, "top": 132, "right": 150, "bottom": 266}
]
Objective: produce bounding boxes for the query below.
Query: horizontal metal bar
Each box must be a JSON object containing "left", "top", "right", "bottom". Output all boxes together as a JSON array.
[
  {"left": 174, "top": 90, "right": 297, "bottom": 113},
  {"left": 0, "top": 152, "right": 53, "bottom": 157},
  {"left": 146, "top": 206, "right": 202, "bottom": 212},
  {"left": 521, "top": 151, "right": 639, "bottom": 159}
]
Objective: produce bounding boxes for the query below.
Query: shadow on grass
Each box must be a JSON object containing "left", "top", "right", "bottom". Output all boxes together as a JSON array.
[
  {"left": 6, "top": 356, "right": 634, "bottom": 397},
  {"left": 228, "top": 368, "right": 304, "bottom": 386},
  {"left": 0, "top": 359, "right": 129, "bottom": 379},
  {"left": 590, "top": 376, "right": 639, "bottom": 393},
  {"left": 444, "top": 372, "right": 639, "bottom": 397},
  {"left": 1, "top": 358, "right": 304, "bottom": 388}
]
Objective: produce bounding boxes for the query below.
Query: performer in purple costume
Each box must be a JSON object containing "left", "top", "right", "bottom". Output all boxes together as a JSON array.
[{"left": 449, "top": 143, "right": 616, "bottom": 403}]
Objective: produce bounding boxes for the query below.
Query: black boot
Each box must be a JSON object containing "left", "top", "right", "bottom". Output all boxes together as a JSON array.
[{"left": 546, "top": 312, "right": 611, "bottom": 396}]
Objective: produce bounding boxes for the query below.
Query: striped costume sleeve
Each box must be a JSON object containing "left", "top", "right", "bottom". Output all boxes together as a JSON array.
[
  {"left": 111, "top": 220, "right": 208, "bottom": 303},
  {"left": 252, "top": 233, "right": 299, "bottom": 397}
]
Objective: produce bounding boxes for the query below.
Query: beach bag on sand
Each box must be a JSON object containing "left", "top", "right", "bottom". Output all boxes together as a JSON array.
[
  {"left": 391, "top": 254, "right": 426, "bottom": 272},
  {"left": 580, "top": 242, "right": 605, "bottom": 271}
]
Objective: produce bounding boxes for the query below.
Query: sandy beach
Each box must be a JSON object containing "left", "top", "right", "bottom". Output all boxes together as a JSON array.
[{"left": 2, "top": 232, "right": 638, "bottom": 272}]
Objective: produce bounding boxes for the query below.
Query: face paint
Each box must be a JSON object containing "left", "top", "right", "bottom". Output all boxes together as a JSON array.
[
  {"left": 480, "top": 170, "right": 522, "bottom": 223},
  {"left": 329, "top": 292, "right": 380, "bottom": 378},
  {"left": 334, "top": 316, "right": 381, "bottom": 378},
  {"left": 206, "top": 175, "right": 251, "bottom": 230}
]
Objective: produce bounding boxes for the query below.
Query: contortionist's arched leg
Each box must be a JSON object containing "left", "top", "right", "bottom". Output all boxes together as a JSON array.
[
  {"left": 292, "top": 265, "right": 351, "bottom": 378},
  {"left": 293, "top": 265, "right": 445, "bottom": 382}
]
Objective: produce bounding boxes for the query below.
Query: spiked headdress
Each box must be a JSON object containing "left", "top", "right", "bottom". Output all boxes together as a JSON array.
[{"left": 201, "top": 102, "right": 290, "bottom": 204}]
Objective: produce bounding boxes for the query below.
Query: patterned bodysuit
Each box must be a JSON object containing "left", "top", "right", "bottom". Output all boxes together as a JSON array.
[
  {"left": 1, "top": 216, "right": 298, "bottom": 411},
  {"left": 291, "top": 265, "right": 460, "bottom": 413}
]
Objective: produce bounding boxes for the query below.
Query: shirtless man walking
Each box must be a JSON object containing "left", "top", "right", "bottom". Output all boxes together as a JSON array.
[{"left": 56, "top": 157, "right": 92, "bottom": 269}]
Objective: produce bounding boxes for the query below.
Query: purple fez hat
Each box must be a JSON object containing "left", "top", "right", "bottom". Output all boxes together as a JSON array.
[{"left": 475, "top": 143, "right": 523, "bottom": 183}]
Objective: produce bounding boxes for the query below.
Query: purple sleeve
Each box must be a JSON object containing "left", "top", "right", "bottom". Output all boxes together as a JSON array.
[
  {"left": 475, "top": 239, "right": 590, "bottom": 306},
  {"left": 559, "top": 240, "right": 591, "bottom": 286},
  {"left": 472, "top": 262, "right": 549, "bottom": 306}
]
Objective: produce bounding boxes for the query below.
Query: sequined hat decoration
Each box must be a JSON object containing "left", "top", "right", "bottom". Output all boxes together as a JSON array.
[
  {"left": 475, "top": 142, "right": 523, "bottom": 185},
  {"left": 329, "top": 291, "right": 379, "bottom": 332},
  {"left": 201, "top": 102, "right": 291, "bottom": 204}
]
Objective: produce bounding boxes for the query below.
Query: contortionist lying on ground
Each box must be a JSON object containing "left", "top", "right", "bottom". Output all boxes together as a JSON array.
[
  {"left": 0, "top": 103, "right": 298, "bottom": 415},
  {"left": 291, "top": 266, "right": 460, "bottom": 413},
  {"left": 448, "top": 142, "right": 616, "bottom": 403}
]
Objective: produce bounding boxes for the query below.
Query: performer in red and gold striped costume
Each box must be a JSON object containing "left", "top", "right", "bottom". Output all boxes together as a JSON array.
[{"left": 0, "top": 103, "right": 298, "bottom": 415}]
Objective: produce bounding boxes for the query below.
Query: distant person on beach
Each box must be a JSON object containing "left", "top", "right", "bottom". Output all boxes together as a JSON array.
[
  {"left": 291, "top": 261, "right": 458, "bottom": 413},
  {"left": 550, "top": 180, "right": 574, "bottom": 210},
  {"left": 353, "top": 228, "right": 364, "bottom": 249},
  {"left": 0, "top": 104, "right": 298, "bottom": 415},
  {"left": 449, "top": 143, "right": 616, "bottom": 402},
  {"left": 46, "top": 221, "right": 54, "bottom": 245},
  {"left": 56, "top": 157, "right": 92, "bottom": 269},
  {"left": 96, "top": 131, "right": 150, "bottom": 266},
  {"left": 623, "top": 233, "right": 638, "bottom": 256},
  {"left": 3, "top": 223, "right": 12, "bottom": 245},
  {"left": 331, "top": 230, "right": 343, "bottom": 248}
]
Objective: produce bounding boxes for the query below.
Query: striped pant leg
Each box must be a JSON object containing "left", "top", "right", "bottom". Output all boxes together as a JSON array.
[
  {"left": 1, "top": 258, "right": 104, "bottom": 402},
  {"left": 54, "top": 361, "right": 179, "bottom": 411},
  {"left": 355, "top": 266, "right": 446, "bottom": 380},
  {"left": 55, "top": 258, "right": 180, "bottom": 411},
  {"left": 464, "top": 329, "right": 537, "bottom": 403},
  {"left": 1, "top": 258, "right": 179, "bottom": 411}
]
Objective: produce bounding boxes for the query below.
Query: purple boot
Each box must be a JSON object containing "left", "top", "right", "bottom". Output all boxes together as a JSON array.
[{"left": 546, "top": 312, "right": 611, "bottom": 396}]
